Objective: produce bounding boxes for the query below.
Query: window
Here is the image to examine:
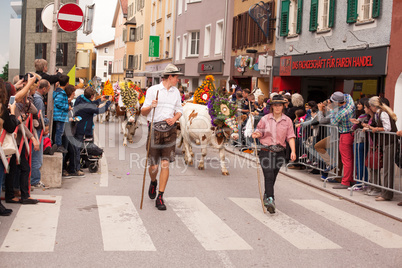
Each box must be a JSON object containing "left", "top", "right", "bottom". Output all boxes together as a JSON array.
[
  {"left": 215, "top": 20, "right": 224, "bottom": 55},
  {"left": 130, "top": 28, "right": 136, "bottom": 41},
  {"left": 128, "top": 55, "right": 134, "bottom": 69},
  {"left": 36, "top": 9, "right": 47, "bottom": 33},
  {"left": 103, "top": 72, "right": 107, "bottom": 78},
  {"left": 105, "top": 47, "right": 108, "bottom": 53},
  {"left": 104, "top": 60, "right": 107, "bottom": 66},
  {"left": 204, "top": 25, "right": 211, "bottom": 56},
  {"left": 182, "top": 34, "right": 188, "bottom": 59},
  {"left": 35, "top": 43, "right": 47, "bottom": 60},
  {"left": 189, "top": 31, "right": 200, "bottom": 56},
  {"left": 178, "top": 0, "right": 183, "bottom": 15},
  {"left": 158, "top": 0, "right": 162, "bottom": 19},
  {"left": 166, "top": 36, "right": 170, "bottom": 58},
  {"left": 176, "top": 36, "right": 181, "bottom": 61},
  {"left": 281, "top": 0, "right": 303, "bottom": 36},
  {"left": 56, "top": 43, "right": 68, "bottom": 66},
  {"left": 108, "top": 61, "right": 112, "bottom": 74},
  {"left": 309, "top": 0, "right": 334, "bottom": 32}
]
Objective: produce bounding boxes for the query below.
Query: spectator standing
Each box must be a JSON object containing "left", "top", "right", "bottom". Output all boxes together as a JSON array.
[
  {"left": 53, "top": 74, "right": 70, "bottom": 153},
  {"left": 34, "top": 59, "right": 63, "bottom": 85},
  {"left": 330, "top": 92, "right": 356, "bottom": 189}
]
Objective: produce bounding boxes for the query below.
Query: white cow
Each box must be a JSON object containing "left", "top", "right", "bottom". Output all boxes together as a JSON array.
[
  {"left": 117, "top": 97, "right": 140, "bottom": 146},
  {"left": 179, "top": 103, "right": 238, "bottom": 175}
]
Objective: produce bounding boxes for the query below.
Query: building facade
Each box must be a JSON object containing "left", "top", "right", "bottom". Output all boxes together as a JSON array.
[
  {"left": 174, "top": 0, "right": 234, "bottom": 92},
  {"left": 20, "top": 0, "right": 77, "bottom": 75},
  {"left": 111, "top": 0, "right": 128, "bottom": 82},
  {"left": 95, "top": 40, "right": 115, "bottom": 83},
  {"left": 273, "top": 0, "right": 390, "bottom": 103},
  {"left": 8, "top": 1, "right": 22, "bottom": 82}
]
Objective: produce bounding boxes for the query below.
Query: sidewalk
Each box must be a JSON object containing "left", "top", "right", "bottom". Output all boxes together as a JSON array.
[{"left": 225, "top": 144, "right": 402, "bottom": 222}]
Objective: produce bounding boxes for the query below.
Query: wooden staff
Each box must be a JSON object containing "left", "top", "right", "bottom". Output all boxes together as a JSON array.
[
  {"left": 248, "top": 101, "right": 266, "bottom": 214},
  {"left": 140, "top": 91, "right": 159, "bottom": 210}
]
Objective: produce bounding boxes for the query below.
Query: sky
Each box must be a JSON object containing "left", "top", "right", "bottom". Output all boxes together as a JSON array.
[{"left": 0, "top": 0, "right": 117, "bottom": 73}]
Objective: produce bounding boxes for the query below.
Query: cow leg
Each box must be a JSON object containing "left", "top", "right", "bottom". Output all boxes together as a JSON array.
[
  {"left": 122, "top": 120, "right": 128, "bottom": 146},
  {"left": 219, "top": 147, "right": 229, "bottom": 175},
  {"left": 119, "top": 116, "right": 124, "bottom": 134},
  {"left": 198, "top": 147, "right": 207, "bottom": 170},
  {"left": 182, "top": 139, "right": 193, "bottom": 166}
]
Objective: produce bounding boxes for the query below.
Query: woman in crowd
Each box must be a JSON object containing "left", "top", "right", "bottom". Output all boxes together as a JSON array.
[
  {"left": 252, "top": 95, "right": 296, "bottom": 214},
  {"left": 367, "top": 96, "right": 398, "bottom": 201},
  {"left": 0, "top": 79, "right": 19, "bottom": 215}
]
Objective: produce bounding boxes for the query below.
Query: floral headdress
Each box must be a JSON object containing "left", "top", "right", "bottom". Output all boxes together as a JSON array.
[
  {"left": 193, "top": 75, "right": 215, "bottom": 105},
  {"left": 207, "top": 91, "right": 238, "bottom": 133}
]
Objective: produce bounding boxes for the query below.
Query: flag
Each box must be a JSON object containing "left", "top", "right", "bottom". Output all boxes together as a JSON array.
[{"left": 67, "top": 65, "right": 76, "bottom": 85}]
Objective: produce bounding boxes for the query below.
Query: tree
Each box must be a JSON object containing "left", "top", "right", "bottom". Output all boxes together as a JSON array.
[{"left": 0, "top": 62, "right": 9, "bottom": 81}]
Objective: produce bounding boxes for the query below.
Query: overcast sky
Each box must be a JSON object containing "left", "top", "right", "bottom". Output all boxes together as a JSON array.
[{"left": 0, "top": 0, "right": 117, "bottom": 73}]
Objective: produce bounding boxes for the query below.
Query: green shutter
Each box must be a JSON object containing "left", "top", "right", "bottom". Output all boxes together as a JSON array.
[
  {"left": 347, "top": 0, "right": 357, "bottom": 23},
  {"left": 309, "top": 0, "right": 318, "bottom": 32},
  {"left": 280, "top": 0, "right": 290, "bottom": 37},
  {"left": 372, "top": 0, "right": 381, "bottom": 18},
  {"left": 296, "top": 0, "right": 303, "bottom": 34},
  {"left": 328, "top": 0, "right": 335, "bottom": 28}
]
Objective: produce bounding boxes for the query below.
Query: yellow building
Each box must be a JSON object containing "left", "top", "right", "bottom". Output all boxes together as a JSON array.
[
  {"left": 76, "top": 42, "right": 96, "bottom": 85},
  {"left": 111, "top": 0, "right": 128, "bottom": 83}
]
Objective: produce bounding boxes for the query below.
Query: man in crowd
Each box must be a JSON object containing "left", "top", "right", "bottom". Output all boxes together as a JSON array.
[{"left": 141, "top": 64, "right": 183, "bottom": 211}]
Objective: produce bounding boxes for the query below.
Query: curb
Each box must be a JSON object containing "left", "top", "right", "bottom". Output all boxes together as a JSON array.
[{"left": 225, "top": 146, "right": 402, "bottom": 223}]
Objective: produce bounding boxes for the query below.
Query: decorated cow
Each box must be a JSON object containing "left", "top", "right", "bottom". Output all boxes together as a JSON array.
[{"left": 179, "top": 94, "right": 238, "bottom": 175}]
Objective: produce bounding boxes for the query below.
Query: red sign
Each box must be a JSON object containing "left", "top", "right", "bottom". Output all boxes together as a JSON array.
[
  {"left": 279, "top": 56, "right": 292, "bottom": 76},
  {"left": 57, "top": 3, "right": 84, "bottom": 32}
]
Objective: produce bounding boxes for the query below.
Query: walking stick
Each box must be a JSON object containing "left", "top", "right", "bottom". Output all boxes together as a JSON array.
[
  {"left": 140, "top": 91, "right": 159, "bottom": 210},
  {"left": 248, "top": 102, "right": 266, "bottom": 213}
]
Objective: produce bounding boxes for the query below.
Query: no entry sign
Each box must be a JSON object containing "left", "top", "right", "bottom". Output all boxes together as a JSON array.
[{"left": 57, "top": 3, "right": 84, "bottom": 32}]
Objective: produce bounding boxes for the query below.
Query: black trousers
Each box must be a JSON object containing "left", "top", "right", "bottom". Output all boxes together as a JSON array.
[
  {"left": 5, "top": 145, "right": 30, "bottom": 200},
  {"left": 258, "top": 150, "right": 286, "bottom": 199}
]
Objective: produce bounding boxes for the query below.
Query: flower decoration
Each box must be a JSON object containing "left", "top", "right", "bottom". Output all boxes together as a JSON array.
[
  {"left": 120, "top": 81, "right": 139, "bottom": 109},
  {"left": 102, "top": 80, "right": 114, "bottom": 99},
  {"left": 207, "top": 90, "right": 238, "bottom": 130},
  {"left": 193, "top": 75, "right": 216, "bottom": 105}
]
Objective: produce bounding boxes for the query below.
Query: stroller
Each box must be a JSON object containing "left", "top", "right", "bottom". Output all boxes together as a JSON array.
[{"left": 80, "top": 137, "right": 103, "bottom": 173}]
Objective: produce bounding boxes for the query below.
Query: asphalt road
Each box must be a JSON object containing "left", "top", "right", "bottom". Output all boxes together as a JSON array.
[{"left": 1, "top": 120, "right": 402, "bottom": 268}]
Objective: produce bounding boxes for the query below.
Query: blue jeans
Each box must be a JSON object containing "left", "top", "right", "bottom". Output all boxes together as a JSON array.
[
  {"left": 31, "top": 129, "right": 44, "bottom": 185},
  {"left": 54, "top": 121, "right": 65, "bottom": 146},
  {"left": 354, "top": 142, "right": 368, "bottom": 183}
]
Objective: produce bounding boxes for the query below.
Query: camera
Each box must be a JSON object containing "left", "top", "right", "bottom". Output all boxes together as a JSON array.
[{"left": 19, "top": 73, "right": 39, "bottom": 83}]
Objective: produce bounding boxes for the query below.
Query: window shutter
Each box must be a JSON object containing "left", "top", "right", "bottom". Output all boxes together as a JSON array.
[
  {"left": 347, "top": 0, "right": 357, "bottom": 23},
  {"left": 280, "top": 0, "right": 290, "bottom": 37},
  {"left": 232, "top": 17, "right": 236, "bottom": 50},
  {"left": 296, "top": 0, "right": 303, "bottom": 34},
  {"left": 372, "top": 0, "right": 381, "bottom": 18},
  {"left": 328, "top": 0, "right": 335, "bottom": 28},
  {"left": 309, "top": 0, "right": 318, "bottom": 32}
]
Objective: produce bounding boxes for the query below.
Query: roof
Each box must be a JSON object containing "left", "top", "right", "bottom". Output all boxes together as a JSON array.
[
  {"left": 124, "top": 16, "right": 136, "bottom": 26},
  {"left": 112, "top": 0, "right": 128, "bottom": 28},
  {"left": 95, "top": 40, "right": 115, "bottom": 49}
]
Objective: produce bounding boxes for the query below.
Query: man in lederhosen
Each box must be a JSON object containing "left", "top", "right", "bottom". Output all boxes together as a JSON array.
[{"left": 141, "top": 64, "right": 183, "bottom": 210}]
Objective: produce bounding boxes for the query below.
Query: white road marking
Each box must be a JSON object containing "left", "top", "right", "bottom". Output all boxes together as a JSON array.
[
  {"left": 167, "top": 197, "right": 253, "bottom": 251},
  {"left": 0, "top": 195, "right": 62, "bottom": 252},
  {"left": 108, "top": 120, "right": 116, "bottom": 148},
  {"left": 98, "top": 120, "right": 106, "bottom": 148},
  {"left": 99, "top": 157, "right": 108, "bottom": 187},
  {"left": 293, "top": 199, "right": 402, "bottom": 248},
  {"left": 230, "top": 198, "right": 341, "bottom": 250},
  {"left": 96, "top": 195, "right": 156, "bottom": 251}
]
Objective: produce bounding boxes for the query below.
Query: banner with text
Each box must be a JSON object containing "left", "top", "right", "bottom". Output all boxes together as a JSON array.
[{"left": 149, "top": 36, "right": 160, "bottom": 58}]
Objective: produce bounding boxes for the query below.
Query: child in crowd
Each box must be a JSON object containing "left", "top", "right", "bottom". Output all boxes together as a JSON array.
[{"left": 52, "top": 74, "right": 70, "bottom": 153}]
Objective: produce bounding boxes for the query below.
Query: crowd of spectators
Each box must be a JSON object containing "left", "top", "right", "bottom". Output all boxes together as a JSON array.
[{"left": 0, "top": 59, "right": 110, "bottom": 216}]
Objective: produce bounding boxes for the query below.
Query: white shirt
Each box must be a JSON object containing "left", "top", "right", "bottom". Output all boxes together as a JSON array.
[
  {"left": 377, "top": 109, "right": 391, "bottom": 132},
  {"left": 142, "top": 82, "right": 183, "bottom": 122}
]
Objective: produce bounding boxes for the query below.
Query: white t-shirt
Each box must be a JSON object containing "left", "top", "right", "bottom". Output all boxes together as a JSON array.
[{"left": 142, "top": 82, "right": 183, "bottom": 122}]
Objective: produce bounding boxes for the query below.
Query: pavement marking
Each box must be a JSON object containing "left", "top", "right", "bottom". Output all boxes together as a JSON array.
[
  {"left": 230, "top": 198, "right": 341, "bottom": 250},
  {"left": 0, "top": 195, "right": 62, "bottom": 252},
  {"left": 99, "top": 156, "right": 108, "bottom": 187},
  {"left": 293, "top": 199, "right": 402, "bottom": 248},
  {"left": 108, "top": 120, "right": 116, "bottom": 148},
  {"left": 96, "top": 195, "right": 156, "bottom": 251},
  {"left": 98, "top": 120, "right": 106, "bottom": 148},
  {"left": 167, "top": 197, "right": 253, "bottom": 251}
]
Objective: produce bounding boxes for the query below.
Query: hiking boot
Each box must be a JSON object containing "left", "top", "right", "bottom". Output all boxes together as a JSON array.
[
  {"left": 265, "top": 196, "right": 276, "bottom": 214},
  {"left": 155, "top": 195, "right": 166, "bottom": 210},
  {"left": 56, "top": 145, "right": 68, "bottom": 153},
  {"left": 148, "top": 180, "right": 157, "bottom": 199},
  {"left": 62, "top": 170, "right": 72, "bottom": 178}
]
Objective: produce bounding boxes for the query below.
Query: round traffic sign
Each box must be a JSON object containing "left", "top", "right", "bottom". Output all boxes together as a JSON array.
[{"left": 57, "top": 3, "right": 84, "bottom": 32}]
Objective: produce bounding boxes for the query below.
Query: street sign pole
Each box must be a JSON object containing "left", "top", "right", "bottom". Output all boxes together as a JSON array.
[{"left": 47, "top": 0, "right": 60, "bottom": 138}]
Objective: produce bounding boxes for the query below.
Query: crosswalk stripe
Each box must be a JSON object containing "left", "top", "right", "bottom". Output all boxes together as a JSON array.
[
  {"left": 96, "top": 195, "right": 156, "bottom": 251},
  {"left": 0, "top": 195, "right": 62, "bottom": 252},
  {"left": 108, "top": 120, "right": 116, "bottom": 148},
  {"left": 292, "top": 199, "right": 402, "bottom": 248},
  {"left": 167, "top": 197, "right": 253, "bottom": 251},
  {"left": 99, "top": 157, "right": 108, "bottom": 187},
  {"left": 230, "top": 198, "right": 341, "bottom": 250},
  {"left": 98, "top": 120, "right": 106, "bottom": 148}
]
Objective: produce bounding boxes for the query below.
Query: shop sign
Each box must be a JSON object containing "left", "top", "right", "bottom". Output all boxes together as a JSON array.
[
  {"left": 198, "top": 60, "right": 223, "bottom": 74},
  {"left": 126, "top": 70, "right": 133, "bottom": 78},
  {"left": 274, "top": 46, "right": 388, "bottom": 77}
]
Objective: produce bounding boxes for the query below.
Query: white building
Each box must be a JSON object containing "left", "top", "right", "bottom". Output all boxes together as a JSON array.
[
  {"left": 95, "top": 40, "right": 115, "bottom": 82},
  {"left": 8, "top": 1, "right": 22, "bottom": 81}
]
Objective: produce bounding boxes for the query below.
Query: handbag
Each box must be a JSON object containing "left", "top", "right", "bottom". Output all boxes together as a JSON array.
[
  {"left": 365, "top": 146, "right": 383, "bottom": 170},
  {"left": 1, "top": 132, "right": 17, "bottom": 156}
]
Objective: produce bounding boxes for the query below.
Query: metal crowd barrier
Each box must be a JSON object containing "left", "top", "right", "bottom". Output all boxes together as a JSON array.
[
  {"left": 351, "top": 129, "right": 402, "bottom": 197},
  {"left": 286, "top": 123, "right": 341, "bottom": 187}
]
